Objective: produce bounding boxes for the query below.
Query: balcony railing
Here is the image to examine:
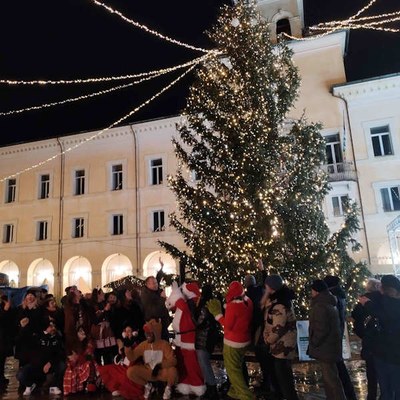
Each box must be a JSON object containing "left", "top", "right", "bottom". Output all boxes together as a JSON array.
[{"left": 321, "top": 162, "right": 358, "bottom": 182}]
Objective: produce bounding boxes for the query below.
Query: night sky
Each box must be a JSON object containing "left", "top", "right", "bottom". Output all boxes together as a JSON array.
[{"left": 0, "top": 0, "right": 399, "bottom": 146}]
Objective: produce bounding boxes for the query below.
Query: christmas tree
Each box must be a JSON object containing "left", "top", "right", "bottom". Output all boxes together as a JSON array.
[{"left": 159, "top": 0, "right": 369, "bottom": 316}]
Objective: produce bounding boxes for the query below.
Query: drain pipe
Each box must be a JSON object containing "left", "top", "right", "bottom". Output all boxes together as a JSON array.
[
  {"left": 56, "top": 138, "right": 65, "bottom": 298},
  {"left": 331, "top": 91, "right": 371, "bottom": 265},
  {"left": 129, "top": 125, "right": 141, "bottom": 276}
]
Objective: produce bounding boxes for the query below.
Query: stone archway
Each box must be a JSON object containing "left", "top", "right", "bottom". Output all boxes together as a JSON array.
[
  {"left": 0, "top": 260, "right": 19, "bottom": 287},
  {"left": 142, "top": 251, "right": 177, "bottom": 279},
  {"left": 101, "top": 253, "right": 133, "bottom": 287},
  {"left": 27, "top": 258, "right": 55, "bottom": 293},
  {"left": 387, "top": 215, "right": 400, "bottom": 276},
  {"left": 63, "top": 256, "right": 92, "bottom": 294}
]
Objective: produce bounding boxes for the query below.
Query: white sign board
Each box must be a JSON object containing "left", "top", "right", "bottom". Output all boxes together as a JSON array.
[{"left": 296, "top": 320, "right": 351, "bottom": 361}]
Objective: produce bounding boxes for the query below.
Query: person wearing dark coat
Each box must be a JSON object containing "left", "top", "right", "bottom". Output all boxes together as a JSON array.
[
  {"left": 351, "top": 278, "right": 381, "bottom": 400},
  {"left": 359, "top": 275, "right": 400, "bottom": 400},
  {"left": 245, "top": 274, "right": 274, "bottom": 394},
  {"left": 324, "top": 275, "right": 357, "bottom": 400},
  {"left": 308, "top": 280, "right": 346, "bottom": 400},
  {"left": 141, "top": 276, "right": 170, "bottom": 340},
  {"left": 15, "top": 289, "right": 42, "bottom": 367},
  {"left": 17, "top": 318, "right": 65, "bottom": 396},
  {"left": 195, "top": 284, "right": 220, "bottom": 399},
  {"left": 0, "top": 293, "right": 13, "bottom": 391}
]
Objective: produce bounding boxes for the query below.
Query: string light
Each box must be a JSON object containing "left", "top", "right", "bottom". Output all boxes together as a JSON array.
[
  {"left": 90, "top": 0, "right": 209, "bottom": 53},
  {"left": 0, "top": 71, "right": 164, "bottom": 117},
  {"left": 0, "top": 64, "right": 196, "bottom": 183},
  {"left": 0, "top": 54, "right": 214, "bottom": 86},
  {"left": 284, "top": 0, "right": 400, "bottom": 40},
  {"left": 0, "top": 54, "right": 217, "bottom": 117}
]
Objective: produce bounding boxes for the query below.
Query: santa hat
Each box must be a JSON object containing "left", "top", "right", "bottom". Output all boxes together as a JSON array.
[
  {"left": 226, "top": 281, "right": 245, "bottom": 303},
  {"left": 182, "top": 282, "right": 201, "bottom": 300}
]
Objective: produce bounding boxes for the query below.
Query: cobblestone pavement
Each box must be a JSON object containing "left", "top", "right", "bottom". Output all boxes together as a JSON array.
[{"left": 0, "top": 357, "right": 367, "bottom": 400}]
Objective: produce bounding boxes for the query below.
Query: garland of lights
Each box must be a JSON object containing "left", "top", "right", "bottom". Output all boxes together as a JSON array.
[
  {"left": 0, "top": 54, "right": 214, "bottom": 86},
  {"left": 0, "top": 71, "right": 165, "bottom": 117},
  {"left": 284, "top": 0, "right": 400, "bottom": 40},
  {"left": 0, "top": 64, "right": 196, "bottom": 183},
  {"left": 90, "top": 0, "right": 209, "bottom": 53},
  {"left": 0, "top": 54, "right": 218, "bottom": 116}
]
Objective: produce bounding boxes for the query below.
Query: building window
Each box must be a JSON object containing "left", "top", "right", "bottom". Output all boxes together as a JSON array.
[
  {"left": 36, "top": 221, "right": 48, "bottom": 241},
  {"left": 325, "top": 134, "right": 343, "bottom": 173},
  {"left": 112, "top": 214, "right": 123, "bottom": 235},
  {"left": 39, "top": 174, "right": 50, "bottom": 199},
  {"left": 5, "top": 178, "right": 16, "bottom": 203},
  {"left": 371, "top": 125, "right": 393, "bottom": 156},
  {"left": 74, "top": 170, "right": 85, "bottom": 195},
  {"left": 380, "top": 186, "right": 400, "bottom": 212},
  {"left": 150, "top": 158, "right": 163, "bottom": 185},
  {"left": 73, "top": 218, "right": 85, "bottom": 238},
  {"left": 332, "top": 195, "right": 349, "bottom": 217},
  {"left": 152, "top": 211, "right": 165, "bottom": 232},
  {"left": 276, "top": 18, "right": 291, "bottom": 36},
  {"left": 3, "top": 224, "right": 14, "bottom": 243},
  {"left": 111, "top": 164, "right": 123, "bottom": 191}
]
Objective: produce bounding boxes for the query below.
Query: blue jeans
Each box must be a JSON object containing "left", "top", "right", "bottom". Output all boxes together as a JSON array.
[
  {"left": 196, "top": 349, "right": 216, "bottom": 386},
  {"left": 374, "top": 357, "right": 400, "bottom": 400}
]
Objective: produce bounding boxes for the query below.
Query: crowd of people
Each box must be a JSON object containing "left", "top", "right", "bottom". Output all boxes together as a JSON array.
[{"left": 0, "top": 267, "right": 399, "bottom": 400}]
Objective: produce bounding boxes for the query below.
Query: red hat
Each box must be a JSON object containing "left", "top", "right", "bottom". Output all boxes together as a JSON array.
[
  {"left": 226, "top": 281, "right": 244, "bottom": 303},
  {"left": 182, "top": 282, "right": 201, "bottom": 300}
]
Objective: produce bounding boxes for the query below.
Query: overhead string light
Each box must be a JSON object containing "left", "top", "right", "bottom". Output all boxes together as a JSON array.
[
  {"left": 0, "top": 54, "right": 217, "bottom": 117},
  {"left": 90, "top": 0, "right": 209, "bottom": 53},
  {"left": 284, "top": 0, "right": 400, "bottom": 40},
  {"left": 0, "top": 64, "right": 197, "bottom": 183},
  {"left": 0, "top": 71, "right": 163, "bottom": 117},
  {"left": 0, "top": 54, "right": 213, "bottom": 86}
]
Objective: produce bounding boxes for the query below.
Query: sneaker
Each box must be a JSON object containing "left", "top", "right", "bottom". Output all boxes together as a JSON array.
[
  {"left": 23, "top": 384, "right": 36, "bottom": 396},
  {"left": 163, "top": 385, "right": 172, "bottom": 400},
  {"left": 112, "top": 390, "right": 121, "bottom": 397},
  {"left": 143, "top": 383, "right": 154, "bottom": 399},
  {"left": 49, "top": 386, "right": 62, "bottom": 395}
]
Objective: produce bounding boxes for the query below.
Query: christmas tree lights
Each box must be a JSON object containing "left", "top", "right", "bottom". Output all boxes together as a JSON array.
[{"left": 160, "top": 0, "right": 369, "bottom": 317}]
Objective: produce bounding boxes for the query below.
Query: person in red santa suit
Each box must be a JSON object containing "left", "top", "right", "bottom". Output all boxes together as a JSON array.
[
  {"left": 166, "top": 282, "right": 206, "bottom": 397},
  {"left": 208, "top": 281, "right": 255, "bottom": 400}
]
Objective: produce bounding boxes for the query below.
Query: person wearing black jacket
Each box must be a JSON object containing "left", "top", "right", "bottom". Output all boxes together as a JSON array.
[
  {"left": 351, "top": 278, "right": 381, "bottom": 400},
  {"left": 195, "top": 284, "right": 220, "bottom": 400},
  {"left": 17, "top": 318, "right": 65, "bottom": 396},
  {"left": 324, "top": 275, "right": 357, "bottom": 400},
  {"left": 141, "top": 276, "right": 170, "bottom": 341},
  {"left": 359, "top": 275, "right": 400, "bottom": 400},
  {"left": 0, "top": 293, "right": 13, "bottom": 392}
]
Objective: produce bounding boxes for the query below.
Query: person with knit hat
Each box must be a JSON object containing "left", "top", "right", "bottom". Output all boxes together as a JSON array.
[
  {"left": 308, "top": 279, "right": 346, "bottom": 400},
  {"left": 207, "top": 281, "right": 255, "bottom": 400},
  {"left": 359, "top": 275, "right": 400, "bottom": 400},
  {"left": 263, "top": 275, "right": 298, "bottom": 400}
]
